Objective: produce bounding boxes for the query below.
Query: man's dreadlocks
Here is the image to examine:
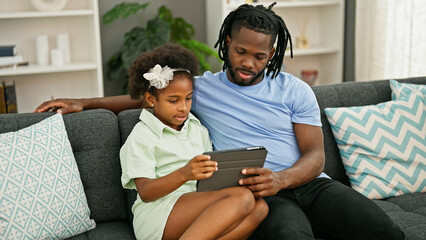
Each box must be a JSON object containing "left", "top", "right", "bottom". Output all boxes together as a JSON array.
[{"left": 214, "top": 2, "right": 293, "bottom": 79}]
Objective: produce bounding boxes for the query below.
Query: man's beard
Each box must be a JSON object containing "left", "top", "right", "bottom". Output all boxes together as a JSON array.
[{"left": 227, "top": 62, "right": 266, "bottom": 86}]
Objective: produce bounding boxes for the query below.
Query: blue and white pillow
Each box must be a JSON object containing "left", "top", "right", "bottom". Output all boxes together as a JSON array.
[
  {"left": 0, "top": 114, "right": 95, "bottom": 239},
  {"left": 390, "top": 79, "right": 426, "bottom": 100},
  {"left": 324, "top": 90, "right": 426, "bottom": 200}
]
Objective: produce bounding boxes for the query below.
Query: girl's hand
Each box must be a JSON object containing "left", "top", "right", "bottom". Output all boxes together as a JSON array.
[
  {"left": 181, "top": 155, "right": 218, "bottom": 181},
  {"left": 135, "top": 155, "right": 216, "bottom": 202}
]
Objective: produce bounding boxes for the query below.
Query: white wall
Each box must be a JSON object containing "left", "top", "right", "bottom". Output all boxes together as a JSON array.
[{"left": 99, "top": 0, "right": 206, "bottom": 96}]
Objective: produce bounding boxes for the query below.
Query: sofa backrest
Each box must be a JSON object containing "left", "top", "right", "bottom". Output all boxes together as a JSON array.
[
  {"left": 0, "top": 109, "right": 129, "bottom": 224},
  {"left": 117, "top": 109, "right": 144, "bottom": 224},
  {"left": 312, "top": 77, "right": 426, "bottom": 185}
]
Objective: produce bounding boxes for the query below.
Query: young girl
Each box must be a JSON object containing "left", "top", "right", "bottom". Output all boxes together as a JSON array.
[{"left": 120, "top": 43, "right": 268, "bottom": 240}]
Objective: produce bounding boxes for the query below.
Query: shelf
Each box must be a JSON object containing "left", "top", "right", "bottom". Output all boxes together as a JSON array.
[
  {"left": 0, "top": 62, "right": 97, "bottom": 76},
  {"left": 0, "top": 0, "right": 103, "bottom": 113},
  {"left": 285, "top": 47, "right": 339, "bottom": 57},
  {"left": 227, "top": 0, "right": 341, "bottom": 9},
  {"left": 0, "top": 10, "right": 94, "bottom": 19}
]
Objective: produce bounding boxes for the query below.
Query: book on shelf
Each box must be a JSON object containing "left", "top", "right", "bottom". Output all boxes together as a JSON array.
[
  {"left": 0, "top": 45, "right": 17, "bottom": 57},
  {"left": 0, "top": 61, "right": 29, "bottom": 69},
  {"left": 0, "top": 83, "right": 6, "bottom": 114},
  {"left": 2, "top": 81, "right": 18, "bottom": 113},
  {"left": 0, "top": 55, "right": 24, "bottom": 66}
]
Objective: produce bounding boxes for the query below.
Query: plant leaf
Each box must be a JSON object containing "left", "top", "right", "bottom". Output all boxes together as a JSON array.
[
  {"left": 157, "top": 5, "right": 173, "bottom": 23},
  {"left": 121, "top": 19, "right": 170, "bottom": 69},
  {"left": 106, "top": 51, "right": 125, "bottom": 81},
  {"left": 171, "top": 17, "right": 195, "bottom": 41},
  {"left": 103, "top": 2, "right": 149, "bottom": 25},
  {"left": 146, "top": 18, "right": 171, "bottom": 46},
  {"left": 157, "top": 5, "right": 194, "bottom": 42},
  {"left": 178, "top": 39, "right": 221, "bottom": 73}
]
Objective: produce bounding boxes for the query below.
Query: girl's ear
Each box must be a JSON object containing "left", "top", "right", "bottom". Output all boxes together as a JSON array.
[{"left": 144, "top": 92, "right": 155, "bottom": 108}]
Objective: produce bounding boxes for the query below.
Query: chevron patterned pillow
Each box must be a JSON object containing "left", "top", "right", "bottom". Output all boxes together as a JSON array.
[
  {"left": 390, "top": 79, "right": 426, "bottom": 100},
  {"left": 0, "top": 114, "right": 95, "bottom": 239},
  {"left": 324, "top": 91, "right": 426, "bottom": 200}
]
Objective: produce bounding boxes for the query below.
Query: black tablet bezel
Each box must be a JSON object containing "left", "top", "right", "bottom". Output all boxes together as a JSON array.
[{"left": 196, "top": 146, "right": 267, "bottom": 192}]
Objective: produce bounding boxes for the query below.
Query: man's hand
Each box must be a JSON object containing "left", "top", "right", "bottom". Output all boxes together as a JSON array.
[
  {"left": 34, "top": 95, "right": 145, "bottom": 115},
  {"left": 239, "top": 167, "right": 284, "bottom": 198},
  {"left": 34, "top": 98, "right": 84, "bottom": 114}
]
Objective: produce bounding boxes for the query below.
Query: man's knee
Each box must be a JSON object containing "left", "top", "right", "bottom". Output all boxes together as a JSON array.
[
  {"left": 274, "top": 224, "right": 313, "bottom": 239},
  {"left": 254, "top": 220, "right": 314, "bottom": 240},
  {"left": 384, "top": 224, "right": 405, "bottom": 240},
  {"left": 366, "top": 219, "right": 404, "bottom": 240},
  {"left": 253, "top": 206, "right": 314, "bottom": 239}
]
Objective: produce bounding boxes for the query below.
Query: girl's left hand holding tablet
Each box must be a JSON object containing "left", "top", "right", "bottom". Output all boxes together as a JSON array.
[{"left": 180, "top": 155, "right": 218, "bottom": 181}]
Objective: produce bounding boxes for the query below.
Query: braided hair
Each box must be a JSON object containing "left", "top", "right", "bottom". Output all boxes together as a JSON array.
[{"left": 214, "top": 2, "right": 293, "bottom": 79}]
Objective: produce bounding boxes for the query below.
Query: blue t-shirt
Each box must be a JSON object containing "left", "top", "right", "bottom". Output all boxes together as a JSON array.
[{"left": 192, "top": 71, "right": 328, "bottom": 178}]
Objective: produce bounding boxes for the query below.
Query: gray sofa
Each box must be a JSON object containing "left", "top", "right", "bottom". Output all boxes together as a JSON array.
[{"left": 0, "top": 77, "right": 424, "bottom": 239}]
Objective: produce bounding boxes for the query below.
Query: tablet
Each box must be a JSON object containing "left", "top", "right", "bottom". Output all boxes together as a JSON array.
[{"left": 196, "top": 146, "right": 267, "bottom": 192}]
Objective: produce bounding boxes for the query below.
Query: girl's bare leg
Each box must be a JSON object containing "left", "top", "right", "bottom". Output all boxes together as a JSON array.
[
  {"left": 217, "top": 198, "right": 268, "bottom": 240},
  {"left": 162, "top": 187, "right": 268, "bottom": 240}
]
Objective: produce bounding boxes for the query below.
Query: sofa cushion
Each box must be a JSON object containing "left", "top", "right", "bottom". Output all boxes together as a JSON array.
[
  {"left": 69, "top": 221, "right": 135, "bottom": 240},
  {"left": 0, "top": 113, "right": 95, "bottom": 239},
  {"left": 374, "top": 193, "right": 426, "bottom": 240},
  {"left": 0, "top": 110, "right": 128, "bottom": 225},
  {"left": 312, "top": 77, "right": 426, "bottom": 186},
  {"left": 324, "top": 91, "right": 426, "bottom": 199},
  {"left": 390, "top": 79, "right": 426, "bottom": 100}
]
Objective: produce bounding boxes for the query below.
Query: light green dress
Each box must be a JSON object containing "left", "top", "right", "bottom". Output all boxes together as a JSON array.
[{"left": 120, "top": 109, "right": 212, "bottom": 240}]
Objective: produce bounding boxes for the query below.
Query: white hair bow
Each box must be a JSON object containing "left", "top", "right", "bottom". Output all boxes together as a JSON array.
[{"left": 143, "top": 64, "right": 175, "bottom": 89}]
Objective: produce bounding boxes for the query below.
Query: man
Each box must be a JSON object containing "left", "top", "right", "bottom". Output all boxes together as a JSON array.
[{"left": 36, "top": 3, "right": 404, "bottom": 240}]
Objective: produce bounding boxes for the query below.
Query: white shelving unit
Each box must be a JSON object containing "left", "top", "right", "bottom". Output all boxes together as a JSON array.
[
  {"left": 206, "top": 0, "right": 345, "bottom": 85},
  {"left": 0, "top": 0, "right": 103, "bottom": 113}
]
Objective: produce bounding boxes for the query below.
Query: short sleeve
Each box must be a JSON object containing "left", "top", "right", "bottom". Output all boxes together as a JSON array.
[
  {"left": 290, "top": 80, "right": 322, "bottom": 126},
  {"left": 120, "top": 134, "right": 156, "bottom": 189}
]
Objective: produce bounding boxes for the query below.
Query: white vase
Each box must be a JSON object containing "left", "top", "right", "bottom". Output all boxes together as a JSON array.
[
  {"left": 30, "top": 0, "right": 68, "bottom": 11},
  {"left": 50, "top": 49, "right": 64, "bottom": 66},
  {"left": 35, "top": 34, "right": 49, "bottom": 65},
  {"left": 57, "top": 33, "right": 71, "bottom": 64}
]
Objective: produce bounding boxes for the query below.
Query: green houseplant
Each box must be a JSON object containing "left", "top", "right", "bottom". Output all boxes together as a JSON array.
[{"left": 102, "top": 2, "right": 220, "bottom": 93}]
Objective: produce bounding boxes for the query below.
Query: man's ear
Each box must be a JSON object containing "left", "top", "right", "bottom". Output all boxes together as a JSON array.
[
  {"left": 226, "top": 35, "right": 231, "bottom": 47},
  {"left": 269, "top": 47, "right": 276, "bottom": 61}
]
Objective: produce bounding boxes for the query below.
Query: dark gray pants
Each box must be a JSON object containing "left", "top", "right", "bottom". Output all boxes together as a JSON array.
[{"left": 250, "top": 178, "right": 404, "bottom": 240}]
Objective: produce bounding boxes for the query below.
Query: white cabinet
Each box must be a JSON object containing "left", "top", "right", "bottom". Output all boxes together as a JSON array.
[
  {"left": 206, "top": 0, "right": 345, "bottom": 85},
  {"left": 0, "top": 0, "right": 103, "bottom": 113}
]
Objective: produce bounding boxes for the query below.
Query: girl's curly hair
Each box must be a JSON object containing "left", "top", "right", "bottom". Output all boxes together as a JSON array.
[{"left": 129, "top": 43, "right": 199, "bottom": 99}]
